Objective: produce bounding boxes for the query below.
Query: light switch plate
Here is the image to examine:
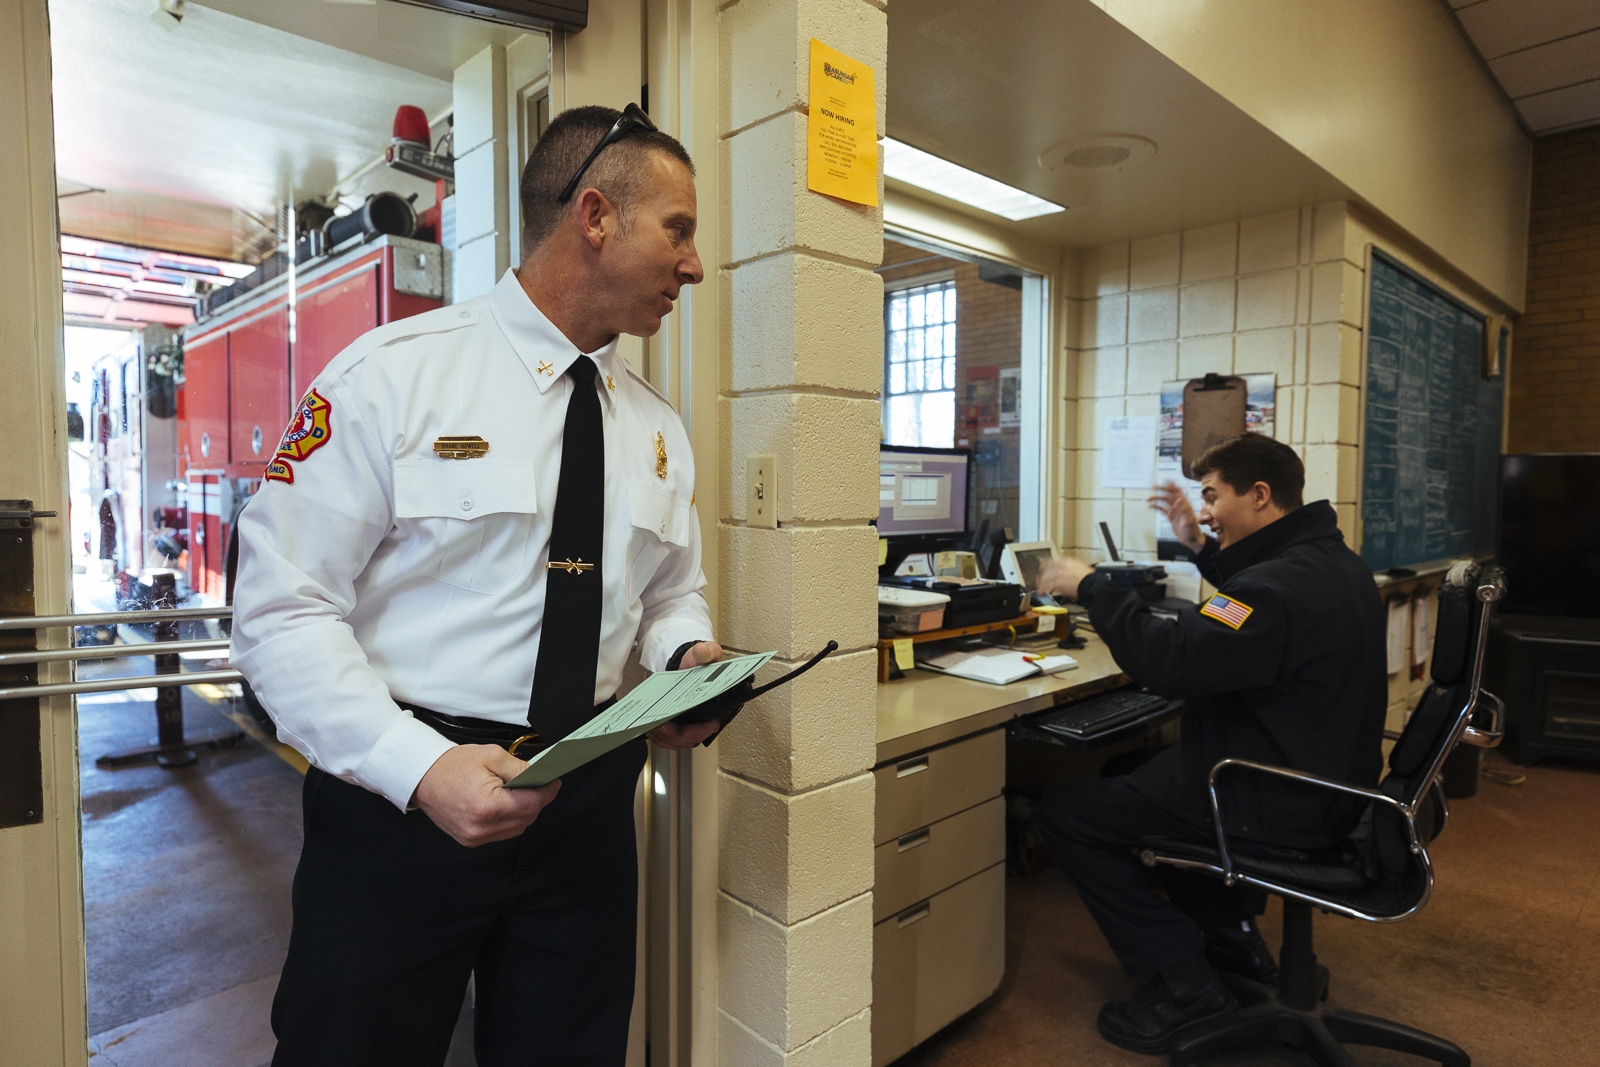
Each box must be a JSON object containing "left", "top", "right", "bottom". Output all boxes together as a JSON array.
[{"left": 747, "top": 454, "right": 778, "bottom": 529}]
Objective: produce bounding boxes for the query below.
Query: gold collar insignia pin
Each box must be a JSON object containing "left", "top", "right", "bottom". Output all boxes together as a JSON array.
[
  {"left": 433, "top": 435, "right": 490, "bottom": 460},
  {"left": 654, "top": 432, "right": 668, "bottom": 479},
  {"left": 606, "top": 375, "right": 615, "bottom": 393},
  {"left": 546, "top": 557, "right": 595, "bottom": 575},
  {"left": 537, "top": 360, "right": 554, "bottom": 376}
]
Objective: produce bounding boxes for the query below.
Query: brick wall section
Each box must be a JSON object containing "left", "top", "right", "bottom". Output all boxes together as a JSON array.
[
  {"left": 1508, "top": 125, "right": 1600, "bottom": 453},
  {"left": 882, "top": 238, "right": 1024, "bottom": 523}
]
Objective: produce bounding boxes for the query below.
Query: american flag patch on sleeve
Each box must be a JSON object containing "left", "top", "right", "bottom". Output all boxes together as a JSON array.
[{"left": 1200, "top": 593, "right": 1253, "bottom": 629}]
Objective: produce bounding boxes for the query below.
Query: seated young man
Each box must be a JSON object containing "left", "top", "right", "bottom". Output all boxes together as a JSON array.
[{"left": 1035, "top": 433, "right": 1386, "bottom": 1054}]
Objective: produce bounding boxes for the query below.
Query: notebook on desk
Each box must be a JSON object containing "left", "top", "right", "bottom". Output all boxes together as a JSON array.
[{"left": 917, "top": 647, "right": 1079, "bottom": 685}]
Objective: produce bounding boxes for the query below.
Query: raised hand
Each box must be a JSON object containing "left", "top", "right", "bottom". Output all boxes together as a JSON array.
[{"left": 1148, "top": 480, "right": 1204, "bottom": 552}]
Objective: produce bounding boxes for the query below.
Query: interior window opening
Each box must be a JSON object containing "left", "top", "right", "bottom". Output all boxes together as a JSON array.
[{"left": 879, "top": 234, "right": 1047, "bottom": 545}]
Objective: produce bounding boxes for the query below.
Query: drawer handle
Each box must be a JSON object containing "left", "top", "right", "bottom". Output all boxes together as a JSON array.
[
  {"left": 895, "top": 756, "right": 929, "bottom": 778},
  {"left": 897, "top": 829, "right": 931, "bottom": 853},
  {"left": 896, "top": 902, "right": 931, "bottom": 929}
]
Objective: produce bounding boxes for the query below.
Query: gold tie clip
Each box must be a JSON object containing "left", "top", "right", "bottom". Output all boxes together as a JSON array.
[{"left": 546, "top": 557, "right": 595, "bottom": 575}]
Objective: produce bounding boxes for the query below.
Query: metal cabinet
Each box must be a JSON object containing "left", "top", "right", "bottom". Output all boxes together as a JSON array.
[
  {"left": 228, "top": 308, "right": 290, "bottom": 473},
  {"left": 872, "top": 728, "right": 1007, "bottom": 1067},
  {"left": 182, "top": 333, "right": 229, "bottom": 469},
  {"left": 293, "top": 265, "right": 378, "bottom": 401}
]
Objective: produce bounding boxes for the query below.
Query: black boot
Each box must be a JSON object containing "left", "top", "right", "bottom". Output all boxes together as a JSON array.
[
  {"left": 1204, "top": 917, "right": 1279, "bottom": 984},
  {"left": 1097, "top": 958, "right": 1239, "bottom": 1054}
]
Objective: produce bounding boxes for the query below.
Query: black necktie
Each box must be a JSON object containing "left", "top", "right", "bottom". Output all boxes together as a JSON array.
[{"left": 528, "top": 356, "right": 605, "bottom": 742}]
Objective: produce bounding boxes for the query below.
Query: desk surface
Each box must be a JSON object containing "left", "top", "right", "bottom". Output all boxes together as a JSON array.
[{"left": 876, "top": 634, "right": 1129, "bottom": 764}]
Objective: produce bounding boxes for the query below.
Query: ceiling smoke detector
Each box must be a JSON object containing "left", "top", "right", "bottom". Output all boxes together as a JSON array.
[{"left": 1039, "top": 135, "right": 1157, "bottom": 174}]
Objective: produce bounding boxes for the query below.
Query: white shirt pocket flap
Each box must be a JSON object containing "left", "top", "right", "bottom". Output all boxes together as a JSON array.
[
  {"left": 393, "top": 463, "right": 539, "bottom": 520},
  {"left": 629, "top": 480, "right": 693, "bottom": 547}
]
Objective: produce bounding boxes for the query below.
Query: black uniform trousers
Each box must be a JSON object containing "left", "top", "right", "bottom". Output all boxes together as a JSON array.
[
  {"left": 1033, "top": 757, "right": 1260, "bottom": 978},
  {"left": 270, "top": 738, "right": 648, "bottom": 1067}
]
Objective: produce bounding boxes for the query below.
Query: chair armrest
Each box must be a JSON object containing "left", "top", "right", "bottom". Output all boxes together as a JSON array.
[
  {"left": 1460, "top": 690, "right": 1505, "bottom": 748},
  {"left": 1203, "top": 758, "right": 1412, "bottom": 886}
]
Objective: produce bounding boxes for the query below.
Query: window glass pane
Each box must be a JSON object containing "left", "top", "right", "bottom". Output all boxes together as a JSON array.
[
  {"left": 890, "top": 332, "right": 906, "bottom": 363},
  {"left": 889, "top": 298, "right": 906, "bottom": 332},
  {"left": 907, "top": 359, "right": 923, "bottom": 392},
  {"left": 889, "top": 362, "right": 905, "bottom": 393},
  {"left": 944, "top": 356, "right": 955, "bottom": 389},
  {"left": 907, "top": 329, "right": 923, "bottom": 363},
  {"left": 944, "top": 287, "right": 956, "bottom": 322},
  {"left": 909, "top": 292, "right": 925, "bottom": 328},
  {"left": 944, "top": 323, "right": 956, "bottom": 357}
]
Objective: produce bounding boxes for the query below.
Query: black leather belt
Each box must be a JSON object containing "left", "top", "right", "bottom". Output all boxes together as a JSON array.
[{"left": 397, "top": 698, "right": 616, "bottom": 759}]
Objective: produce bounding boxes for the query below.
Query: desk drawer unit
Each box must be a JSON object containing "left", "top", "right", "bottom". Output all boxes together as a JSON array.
[
  {"left": 872, "top": 863, "right": 1006, "bottom": 1067},
  {"left": 874, "top": 728, "right": 1005, "bottom": 845},
  {"left": 874, "top": 795, "right": 1004, "bottom": 922}
]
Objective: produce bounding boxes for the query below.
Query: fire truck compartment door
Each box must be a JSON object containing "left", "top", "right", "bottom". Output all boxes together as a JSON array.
[{"left": 392, "top": 463, "right": 538, "bottom": 595}]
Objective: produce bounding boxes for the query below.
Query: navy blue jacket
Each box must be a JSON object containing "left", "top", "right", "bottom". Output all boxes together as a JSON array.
[{"left": 1076, "top": 501, "right": 1386, "bottom": 849}]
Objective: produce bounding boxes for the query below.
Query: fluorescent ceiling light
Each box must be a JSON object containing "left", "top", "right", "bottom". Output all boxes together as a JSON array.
[{"left": 883, "top": 139, "right": 1064, "bottom": 221}]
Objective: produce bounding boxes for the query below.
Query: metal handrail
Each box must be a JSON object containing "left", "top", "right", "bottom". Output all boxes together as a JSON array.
[
  {"left": 0, "top": 606, "right": 233, "bottom": 631},
  {"left": 0, "top": 638, "right": 230, "bottom": 667},
  {"left": 0, "top": 669, "right": 244, "bottom": 702},
  {"left": 0, "top": 606, "right": 239, "bottom": 701}
]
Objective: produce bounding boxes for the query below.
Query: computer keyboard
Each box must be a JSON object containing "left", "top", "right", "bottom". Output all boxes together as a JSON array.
[{"left": 1031, "top": 689, "right": 1175, "bottom": 739}]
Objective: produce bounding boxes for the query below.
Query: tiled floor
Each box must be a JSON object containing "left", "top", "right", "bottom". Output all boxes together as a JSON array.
[{"left": 894, "top": 750, "right": 1600, "bottom": 1066}]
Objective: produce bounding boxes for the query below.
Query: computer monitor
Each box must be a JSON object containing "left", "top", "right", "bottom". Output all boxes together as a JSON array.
[
  {"left": 878, "top": 445, "right": 970, "bottom": 539},
  {"left": 1001, "top": 542, "right": 1058, "bottom": 590}
]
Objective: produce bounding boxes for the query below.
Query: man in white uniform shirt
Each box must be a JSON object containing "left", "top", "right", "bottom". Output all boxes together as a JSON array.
[{"left": 232, "top": 105, "right": 720, "bottom": 1066}]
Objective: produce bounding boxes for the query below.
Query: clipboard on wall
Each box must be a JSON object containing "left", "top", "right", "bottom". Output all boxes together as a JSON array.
[{"left": 1180, "top": 373, "right": 1247, "bottom": 479}]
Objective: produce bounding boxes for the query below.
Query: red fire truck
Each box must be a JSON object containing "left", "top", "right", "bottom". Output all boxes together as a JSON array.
[{"left": 179, "top": 229, "right": 448, "bottom": 605}]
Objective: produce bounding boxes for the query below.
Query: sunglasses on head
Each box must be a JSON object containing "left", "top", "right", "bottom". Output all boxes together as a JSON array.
[{"left": 557, "top": 103, "right": 658, "bottom": 204}]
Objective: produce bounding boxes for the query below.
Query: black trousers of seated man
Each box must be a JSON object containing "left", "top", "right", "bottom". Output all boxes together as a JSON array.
[
  {"left": 270, "top": 738, "right": 648, "bottom": 1067},
  {"left": 1034, "top": 770, "right": 1263, "bottom": 978}
]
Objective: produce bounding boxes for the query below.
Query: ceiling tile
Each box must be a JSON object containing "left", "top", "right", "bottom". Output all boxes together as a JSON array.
[
  {"left": 1456, "top": 0, "right": 1600, "bottom": 60},
  {"left": 1516, "top": 78, "right": 1600, "bottom": 134},
  {"left": 1490, "top": 29, "right": 1600, "bottom": 98}
]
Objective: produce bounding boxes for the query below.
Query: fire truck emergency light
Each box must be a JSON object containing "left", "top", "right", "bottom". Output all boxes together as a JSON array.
[{"left": 386, "top": 105, "right": 454, "bottom": 184}]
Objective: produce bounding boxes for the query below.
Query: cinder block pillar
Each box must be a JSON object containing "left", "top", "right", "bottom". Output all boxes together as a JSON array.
[{"left": 715, "top": 0, "right": 885, "bottom": 1063}]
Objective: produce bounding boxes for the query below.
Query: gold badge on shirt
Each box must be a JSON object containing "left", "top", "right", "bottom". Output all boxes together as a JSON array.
[
  {"left": 433, "top": 436, "right": 490, "bottom": 460},
  {"left": 655, "top": 432, "right": 668, "bottom": 479}
]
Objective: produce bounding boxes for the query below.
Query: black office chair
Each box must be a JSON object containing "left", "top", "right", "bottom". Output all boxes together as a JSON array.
[{"left": 1139, "top": 561, "right": 1507, "bottom": 1067}]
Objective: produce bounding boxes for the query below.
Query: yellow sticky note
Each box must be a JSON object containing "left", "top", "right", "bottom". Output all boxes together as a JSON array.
[
  {"left": 879, "top": 538, "right": 888, "bottom": 565},
  {"left": 893, "top": 638, "right": 914, "bottom": 670},
  {"left": 807, "top": 39, "right": 878, "bottom": 206}
]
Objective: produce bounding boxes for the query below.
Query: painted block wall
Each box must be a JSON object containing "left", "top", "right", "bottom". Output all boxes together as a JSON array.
[
  {"left": 1060, "top": 204, "right": 1363, "bottom": 562},
  {"left": 1507, "top": 125, "right": 1600, "bottom": 453}
]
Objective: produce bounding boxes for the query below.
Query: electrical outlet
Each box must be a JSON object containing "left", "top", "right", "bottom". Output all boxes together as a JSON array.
[{"left": 747, "top": 454, "right": 778, "bottom": 529}]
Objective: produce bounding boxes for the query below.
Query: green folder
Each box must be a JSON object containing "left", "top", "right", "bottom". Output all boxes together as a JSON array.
[{"left": 505, "top": 651, "right": 777, "bottom": 788}]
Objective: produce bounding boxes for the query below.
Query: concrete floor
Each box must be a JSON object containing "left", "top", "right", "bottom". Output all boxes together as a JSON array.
[
  {"left": 78, "top": 679, "right": 479, "bottom": 1067},
  {"left": 79, "top": 676, "right": 1596, "bottom": 1067},
  {"left": 80, "top": 682, "right": 301, "bottom": 1066}
]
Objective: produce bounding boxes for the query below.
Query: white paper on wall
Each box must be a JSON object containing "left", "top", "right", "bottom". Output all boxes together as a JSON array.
[
  {"left": 1386, "top": 599, "right": 1410, "bottom": 675},
  {"left": 1102, "top": 416, "right": 1159, "bottom": 489},
  {"left": 1412, "top": 594, "right": 1434, "bottom": 667}
]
